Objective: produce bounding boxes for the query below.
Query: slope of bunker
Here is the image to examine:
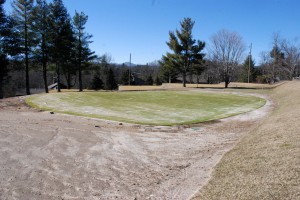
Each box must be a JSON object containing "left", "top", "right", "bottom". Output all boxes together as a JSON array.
[
  {"left": 194, "top": 81, "right": 299, "bottom": 200},
  {"left": 0, "top": 89, "right": 271, "bottom": 199}
]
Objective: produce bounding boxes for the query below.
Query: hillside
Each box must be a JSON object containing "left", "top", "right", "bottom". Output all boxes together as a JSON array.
[{"left": 194, "top": 81, "right": 300, "bottom": 199}]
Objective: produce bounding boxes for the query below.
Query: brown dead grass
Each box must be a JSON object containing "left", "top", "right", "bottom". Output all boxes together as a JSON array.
[
  {"left": 118, "top": 85, "right": 162, "bottom": 91},
  {"left": 119, "top": 82, "right": 285, "bottom": 91},
  {"left": 185, "top": 82, "right": 284, "bottom": 89},
  {"left": 193, "top": 81, "right": 300, "bottom": 200}
]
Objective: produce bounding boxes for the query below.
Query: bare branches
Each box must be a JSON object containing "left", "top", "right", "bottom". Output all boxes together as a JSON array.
[
  {"left": 260, "top": 34, "right": 300, "bottom": 81},
  {"left": 209, "top": 29, "right": 245, "bottom": 87},
  {"left": 280, "top": 38, "right": 300, "bottom": 79}
]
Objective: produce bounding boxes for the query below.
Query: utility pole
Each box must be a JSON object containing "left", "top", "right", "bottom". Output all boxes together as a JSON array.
[
  {"left": 248, "top": 43, "right": 252, "bottom": 83},
  {"left": 129, "top": 53, "right": 131, "bottom": 85}
]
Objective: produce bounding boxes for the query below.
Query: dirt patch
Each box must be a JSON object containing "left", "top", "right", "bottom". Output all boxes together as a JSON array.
[{"left": 0, "top": 92, "right": 271, "bottom": 199}]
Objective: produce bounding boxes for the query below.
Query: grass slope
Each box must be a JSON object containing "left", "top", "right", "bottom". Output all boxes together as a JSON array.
[
  {"left": 26, "top": 90, "right": 265, "bottom": 126},
  {"left": 194, "top": 81, "right": 300, "bottom": 199}
]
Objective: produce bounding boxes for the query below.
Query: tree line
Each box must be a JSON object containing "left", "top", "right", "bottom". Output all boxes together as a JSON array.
[
  {"left": 0, "top": 0, "right": 95, "bottom": 98},
  {"left": 0, "top": 0, "right": 162, "bottom": 98},
  {"left": 1, "top": 1, "right": 300, "bottom": 98},
  {"left": 160, "top": 18, "right": 300, "bottom": 88}
]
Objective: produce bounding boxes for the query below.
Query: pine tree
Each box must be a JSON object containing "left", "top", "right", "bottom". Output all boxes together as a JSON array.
[
  {"left": 0, "top": 45, "right": 9, "bottom": 98},
  {"left": 1, "top": 0, "right": 24, "bottom": 98},
  {"left": 270, "top": 44, "right": 285, "bottom": 63},
  {"left": 1, "top": 0, "right": 22, "bottom": 98},
  {"left": 145, "top": 74, "right": 153, "bottom": 85},
  {"left": 48, "top": 0, "right": 73, "bottom": 92},
  {"left": 270, "top": 44, "right": 285, "bottom": 80},
  {"left": 120, "top": 69, "right": 127, "bottom": 85},
  {"left": 120, "top": 69, "right": 131, "bottom": 85},
  {"left": 90, "top": 73, "right": 103, "bottom": 90},
  {"left": 159, "top": 55, "right": 179, "bottom": 83},
  {"left": 0, "top": 0, "right": 8, "bottom": 98},
  {"left": 0, "top": 0, "right": 5, "bottom": 24},
  {"left": 155, "top": 75, "right": 162, "bottom": 86},
  {"left": 240, "top": 55, "right": 255, "bottom": 83},
  {"left": 73, "top": 11, "right": 95, "bottom": 91},
  {"left": 32, "top": 0, "right": 50, "bottom": 93},
  {"left": 104, "top": 68, "right": 117, "bottom": 90},
  {"left": 12, "top": 0, "right": 35, "bottom": 95},
  {"left": 0, "top": 53, "right": 9, "bottom": 99},
  {"left": 161, "top": 18, "right": 205, "bottom": 87}
]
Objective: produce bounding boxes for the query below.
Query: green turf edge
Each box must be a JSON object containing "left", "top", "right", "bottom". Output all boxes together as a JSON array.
[{"left": 25, "top": 94, "right": 266, "bottom": 126}]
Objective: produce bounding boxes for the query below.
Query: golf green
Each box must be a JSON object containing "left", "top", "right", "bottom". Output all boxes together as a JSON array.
[{"left": 26, "top": 91, "right": 266, "bottom": 125}]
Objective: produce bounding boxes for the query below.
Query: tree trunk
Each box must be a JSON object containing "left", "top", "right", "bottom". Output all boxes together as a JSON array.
[
  {"left": 182, "top": 72, "right": 186, "bottom": 87},
  {"left": 43, "top": 63, "right": 48, "bottom": 93},
  {"left": 25, "top": 52, "right": 30, "bottom": 95},
  {"left": 78, "top": 64, "right": 83, "bottom": 91},
  {"left": 189, "top": 73, "right": 193, "bottom": 83},
  {"left": 78, "top": 35, "right": 83, "bottom": 92},
  {"left": 224, "top": 74, "right": 230, "bottom": 88},
  {"left": 225, "top": 81, "right": 229, "bottom": 88},
  {"left": 0, "top": 54, "right": 9, "bottom": 99},
  {"left": 25, "top": 35, "right": 30, "bottom": 95},
  {"left": 24, "top": 14, "right": 30, "bottom": 95},
  {"left": 224, "top": 65, "right": 230, "bottom": 88},
  {"left": 42, "top": 35, "right": 48, "bottom": 93},
  {"left": 65, "top": 72, "right": 71, "bottom": 89},
  {"left": 0, "top": 76, "right": 3, "bottom": 99},
  {"left": 207, "top": 74, "right": 210, "bottom": 84},
  {"left": 56, "top": 63, "right": 61, "bottom": 92}
]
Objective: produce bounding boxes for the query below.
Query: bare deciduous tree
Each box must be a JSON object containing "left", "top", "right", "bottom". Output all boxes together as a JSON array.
[
  {"left": 260, "top": 34, "right": 300, "bottom": 81},
  {"left": 209, "top": 29, "right": 245, "bottom": 88},
  {"left": 280, "top": 39, "right": 300, "bottom": 80}
]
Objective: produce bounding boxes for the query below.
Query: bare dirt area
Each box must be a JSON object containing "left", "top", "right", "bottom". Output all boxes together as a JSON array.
[{"left": 0, "top": 93, "right": 272, "bottom": 200}]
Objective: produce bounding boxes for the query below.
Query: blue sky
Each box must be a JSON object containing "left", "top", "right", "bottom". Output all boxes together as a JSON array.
[{"left": 4, "top": 0, "right": 300, "bottom": 65}]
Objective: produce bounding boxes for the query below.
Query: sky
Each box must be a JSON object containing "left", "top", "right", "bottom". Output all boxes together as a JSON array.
[{"left": 4, "top": 0, "right": 300, "bottom": 65}]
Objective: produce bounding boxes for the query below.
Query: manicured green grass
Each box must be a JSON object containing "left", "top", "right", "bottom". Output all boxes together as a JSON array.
[{"left": 26, "top": 91, "right": 265, "bottom": 125}]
